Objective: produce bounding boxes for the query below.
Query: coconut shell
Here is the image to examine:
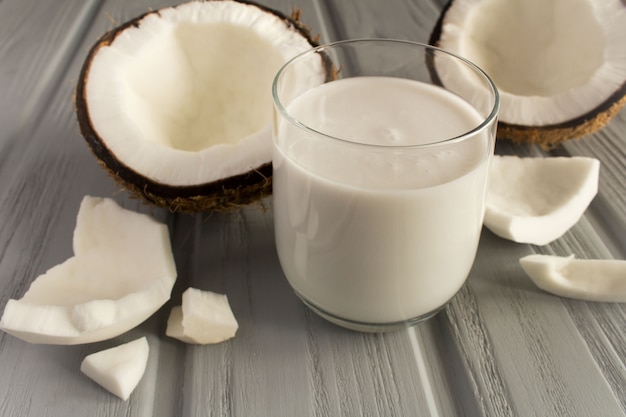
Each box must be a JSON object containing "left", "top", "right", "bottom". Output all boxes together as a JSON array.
[
  {"left": 495, "top": 93, "right": 626, "bottom": 149},
  {"left": 76, "top": 0, "right": 320, "bottom": 212},
  {"left": 428, "top": 0, "right": 626, "bottom": 149}
]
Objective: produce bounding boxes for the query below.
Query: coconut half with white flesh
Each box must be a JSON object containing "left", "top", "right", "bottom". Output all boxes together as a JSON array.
[
  {"left": 429, "top": 0, "right": 626, "bottom": 148},
  {"left": 76, "top": 0, "right": 325, "bottom": 212}
]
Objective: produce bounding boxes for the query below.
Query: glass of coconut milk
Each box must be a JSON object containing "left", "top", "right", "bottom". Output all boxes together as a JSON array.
[{"left": 272, "top": 39, "right": 499, "bottom": 332}]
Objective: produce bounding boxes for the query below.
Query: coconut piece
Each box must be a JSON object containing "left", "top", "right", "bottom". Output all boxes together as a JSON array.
[
  {"left": 430, "top": 0, "right": 626, "bottom": 148},
  {"left": 81, "top": 337, "right": 150, "bottom": 400},
  {"left": 520, "top": 254, "right": 626, "bottom": 302},
  {"left": 76, "top": 0, "right": 325, "bottom": 212},
  {"left": 165, "top": 306, "right": 195, "bottom": 344},
  {"left": 166, "top": 288, "right": 238, "bottom": 344},
  {"left": 484, "top": 155, "right": 599, "bottom": 245},
  {"left": 0, "top": 196, "right": 177, "bottom": 345}
]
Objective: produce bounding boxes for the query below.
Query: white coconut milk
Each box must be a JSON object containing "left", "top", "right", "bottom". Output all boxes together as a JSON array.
[{"left": 273, "top": 76, "right": 491, "bottom": 325}]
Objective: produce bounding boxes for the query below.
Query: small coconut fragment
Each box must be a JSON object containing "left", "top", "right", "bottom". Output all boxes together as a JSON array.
[
  {"left": 81, "top": 337, "right": 150, "bottom": 400},
  {"left": 430, "top": 0, "right": 626, "bottom": 147},
  {"left": 520, "top": 254, "right": 626, "bottom": 302},
  {"left": 165, "top": 306, "right": 195, "bottom": 344},
  {"left": 0, "top": 196, "right": 177, "bottom": 345},
  {"left": 484, "top": 155, "right": 599, "bottom": 245},
  {"left": 166, "top": 288, "right": 238, "bottom": 344},
  {"left": 76, "top": 0, "right": 326, "bottom": 212}
]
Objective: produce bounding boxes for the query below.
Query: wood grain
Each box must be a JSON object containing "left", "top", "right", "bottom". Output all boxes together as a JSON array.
[{"left": 0, "top": 0, "right": 624, "bottom": 416}]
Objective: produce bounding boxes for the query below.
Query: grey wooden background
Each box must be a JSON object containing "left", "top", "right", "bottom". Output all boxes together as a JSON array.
[{"left": 0, "top": 0, "right": 624, "bottom": 416}]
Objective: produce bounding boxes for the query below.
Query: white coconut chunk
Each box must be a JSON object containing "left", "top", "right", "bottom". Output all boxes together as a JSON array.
[
  {"left": 484, "top": 155, "right": 599, "bottom": 245},
  {"left": 166, "top": 288, "right": 238, "bottom": 344},
  {"left": 0, "top": 196, "right": 177, "bottom": 344},
  {"left": 80, "top": 337, "right": 150, "bottom": 400},
  {"left": 520, "top": 254, "right": 626, "bottom": 302},
  {"left": 164, "top": 306, "right": 196, "bottom": 344}
]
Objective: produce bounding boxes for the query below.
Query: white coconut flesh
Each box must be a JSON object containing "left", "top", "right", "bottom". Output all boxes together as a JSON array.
[
  {"left": 435, "top": 0, "right": 626, "bottom": 127},
  {"left": 81, "top": 337, "right": 150, "bottom": 400},
  {"left": 0, "top": 196, "right": 177, "bottom": 345},
  {"left": 166, "top": 287, "right": 238, "bottom": 344},
  {"left": 520, "top": 254, "right": 626, "bottom": 302},
  {"left": 484, "top": 155, "right": 600, "bottom": 245},
  {"left": 84, "top": 1, "right": 320, "bottom": 187}
]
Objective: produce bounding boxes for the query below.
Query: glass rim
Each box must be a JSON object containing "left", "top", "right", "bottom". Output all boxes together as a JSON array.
[{"left": 272, "top": 38, "right": 500, "bottom": 150}]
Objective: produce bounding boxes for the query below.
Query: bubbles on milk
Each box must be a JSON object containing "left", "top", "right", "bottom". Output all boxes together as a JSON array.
[
  {"left": 356, "top": 147, "right": 480, "bottom": 189},
  {"left": 377, "top": 127, "right": 403, "bottom": 144}
]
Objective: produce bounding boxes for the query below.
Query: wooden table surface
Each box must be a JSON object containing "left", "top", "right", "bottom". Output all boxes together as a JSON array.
[{"left": 1, "top": 0, "right": 624, "bottom": 416}]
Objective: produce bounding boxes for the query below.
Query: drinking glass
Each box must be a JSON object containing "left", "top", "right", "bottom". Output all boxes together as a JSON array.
[{"left": 272, "top": 39, "right": 499, "bottom": 332}]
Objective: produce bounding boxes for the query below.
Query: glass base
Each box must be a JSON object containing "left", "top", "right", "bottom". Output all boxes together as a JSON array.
[{"left": 295, "top": 291, "right": 445, "bottom": 333}]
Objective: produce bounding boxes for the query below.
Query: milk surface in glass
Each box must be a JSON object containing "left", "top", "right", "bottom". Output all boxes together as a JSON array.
[{"left": 273, "top": 76, "right": 490, "bottom": 324}]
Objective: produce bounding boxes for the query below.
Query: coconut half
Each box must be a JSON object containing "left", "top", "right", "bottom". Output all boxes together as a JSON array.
[
  {"left": 430, "top": 0, "right": 626, "bottom": 148},
  {"left": 76, "top": 0, "right": 323, "bottom": 212}
]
